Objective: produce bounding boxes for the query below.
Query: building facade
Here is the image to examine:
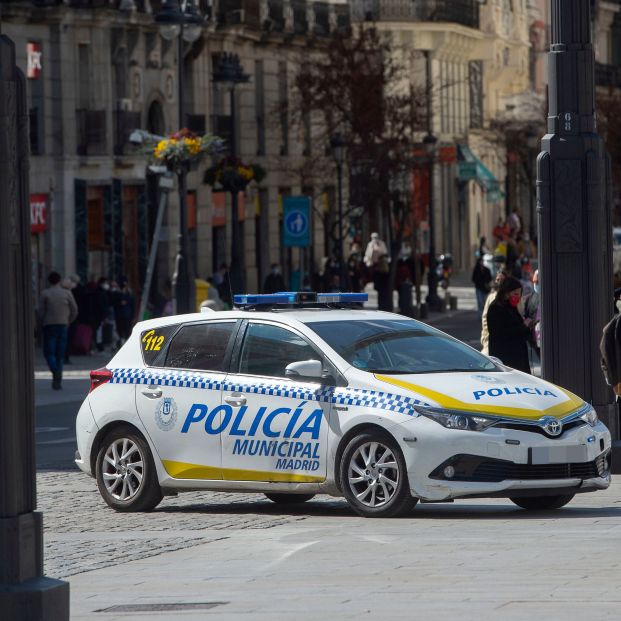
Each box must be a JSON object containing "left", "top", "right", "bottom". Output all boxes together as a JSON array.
[{"left": 1, "top": 0, "right": 349, "bottom": 308}]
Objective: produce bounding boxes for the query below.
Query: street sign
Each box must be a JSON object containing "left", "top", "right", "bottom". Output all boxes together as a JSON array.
[{"left": 283, "top": 196, "right": 311, "bottom": 247}]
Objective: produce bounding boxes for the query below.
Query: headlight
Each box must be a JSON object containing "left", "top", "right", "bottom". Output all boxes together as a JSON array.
[
  {"left": 416, "top": 407, "right": 498, "bottom": 432},
  {"left": 580, "top": 407, "right": 598, "bottom": 427}
]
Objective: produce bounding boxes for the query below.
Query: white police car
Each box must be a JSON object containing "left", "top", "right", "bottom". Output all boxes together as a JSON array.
[{"left": 76, "top": 292, "right": 611, "bottom": 518}]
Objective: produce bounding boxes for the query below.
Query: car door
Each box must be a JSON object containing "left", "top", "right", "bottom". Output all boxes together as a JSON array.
[
  {"left": 135, "top": 319, "right": 239, "bottom": 481},
  {"left": 221, "top": 320, "right": 332, "bottom": 483}
]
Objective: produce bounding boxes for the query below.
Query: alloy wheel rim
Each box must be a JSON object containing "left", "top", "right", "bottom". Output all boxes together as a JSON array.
[
  {"left": 347, "top": 441, "right": 399, "bottom": 508},
  {"left": 102, "top": 438, "right": 144, "bottom": 501}
]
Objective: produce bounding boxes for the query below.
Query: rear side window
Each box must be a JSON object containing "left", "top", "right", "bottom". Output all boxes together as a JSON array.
[
  {"left": 238, "top": 323, "right": 320, "bottom": 378},
  {"left": 165, "top": 321, "right": 236, "bottom": 372},
  {"left": 140, "top": 325, "right": 179, "bottom": 367}
]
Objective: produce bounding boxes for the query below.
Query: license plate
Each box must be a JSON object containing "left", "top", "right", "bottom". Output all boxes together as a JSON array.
[{"left": 531, "top": 445, "right": 588, "bottom": 465}]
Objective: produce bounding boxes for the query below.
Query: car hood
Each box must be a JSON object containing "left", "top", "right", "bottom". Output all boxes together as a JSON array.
[{"left": 374, "top": 370, "right": 585, "bottom": 421}]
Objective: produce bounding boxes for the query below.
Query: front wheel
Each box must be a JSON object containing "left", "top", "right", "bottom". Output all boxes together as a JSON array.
[
  {"left": 264, "top": 493, "right": 315, "bottom": 504},
  {"left": 96, "top": 427, "right": 163, "bottom": 512},
  {"left": 339, "top": 431, "right": 417, "bottom": 518},
  {"left": 510, "top": 494, "right": 575, "bottom": 511}
]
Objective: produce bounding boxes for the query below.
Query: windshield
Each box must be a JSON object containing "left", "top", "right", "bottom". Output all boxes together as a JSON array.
[{"left": 306, "top": 319, "right": 497, "bottom": 374}]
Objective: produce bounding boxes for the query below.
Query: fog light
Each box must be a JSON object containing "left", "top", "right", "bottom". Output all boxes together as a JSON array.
[{"left": 444, "top": 465, "right": 455, "bottom": 479}]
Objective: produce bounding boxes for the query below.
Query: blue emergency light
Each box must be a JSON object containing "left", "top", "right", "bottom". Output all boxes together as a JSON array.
[{"left": 233, "top": 292, "right": 368, "bottom": 308}]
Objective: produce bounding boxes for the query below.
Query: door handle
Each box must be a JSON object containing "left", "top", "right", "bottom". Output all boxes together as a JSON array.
[
  {"left": 142, "top": 385, "right": 163, "bottom": 399},
  {"left": 225, "top": 393, "right": 247, "bottom": 407}
]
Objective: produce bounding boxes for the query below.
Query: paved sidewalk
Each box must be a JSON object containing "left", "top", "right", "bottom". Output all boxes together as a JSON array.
[{"left": 62, "top": 478, "right": 621, "bottom": 621}]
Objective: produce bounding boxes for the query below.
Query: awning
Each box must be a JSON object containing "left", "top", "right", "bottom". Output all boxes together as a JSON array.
[{"left": 457, "top": 144, "right": 503, "bottom": 203}]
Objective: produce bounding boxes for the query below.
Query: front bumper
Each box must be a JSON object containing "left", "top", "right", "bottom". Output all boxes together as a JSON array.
[{"left": 398, "top": 417, "right": 612, "bottom": 502}]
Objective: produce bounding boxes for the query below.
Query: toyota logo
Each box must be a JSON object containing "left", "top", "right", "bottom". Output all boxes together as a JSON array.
[{"left": 540, "top": 416, "right": 563, "bottom": 437}]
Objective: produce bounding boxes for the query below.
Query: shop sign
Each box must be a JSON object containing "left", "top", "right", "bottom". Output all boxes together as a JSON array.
[
  {"left": 30, "top": 193, "right": 48, "bottom": 233},
  {"left": 27, "top": 42, "right": 42, "bottom": 79}
]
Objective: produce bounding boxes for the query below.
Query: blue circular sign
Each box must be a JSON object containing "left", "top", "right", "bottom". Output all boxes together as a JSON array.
[{"left": 284, "top": 210, "right": 309, "bottom": 237}]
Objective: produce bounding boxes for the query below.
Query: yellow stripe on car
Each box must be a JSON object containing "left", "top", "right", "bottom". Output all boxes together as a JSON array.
[
  {"left": 375, "top": 375, "right": 584, "bottom": 420},
  {"left": 162, "top": 459, "right": 324, "bottom": 483}
]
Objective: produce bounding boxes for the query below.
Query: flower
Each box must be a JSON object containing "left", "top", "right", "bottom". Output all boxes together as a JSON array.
[
  {"left": 144, "top": 129, "right": 223, "bottom": 169},
  {"left": 204, "top": 157, "right": 267, "bottom": 191}
]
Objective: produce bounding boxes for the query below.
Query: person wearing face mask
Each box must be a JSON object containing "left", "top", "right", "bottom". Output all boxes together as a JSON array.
[
  {"left": 263, "top": 263, "right": 286, "bottom": 294},
  {"left": 487, "top": 275, "right": 531, "bottom": 374},
  {"left": 523, "top": 270, "right": 541, "bottom": 356}
]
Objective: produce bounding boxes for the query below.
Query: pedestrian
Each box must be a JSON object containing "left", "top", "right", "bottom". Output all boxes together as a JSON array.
[
  {"left": 480, "top": 268, "right": 510, "bottom": 355},
  {"left": 395, "top": 248, "right": 413, "bottom": 316},
  {"left": 263, "top": 263, "right": 286, "bottom": 294},
  {"left": 471, "top": 257, "right": 492, "bottom": 316},
  {"left": 91, "top": 277, "right": 111, "bottom": 352},
  {"left": 39, "top": 271, "right": 78, "bottom": 390},
  {"left": 523, "top": 269, "right": 541, "bottom": 357},
  {"left": 363, "top": 232, "right": 388, "bottom": 273},
  {"left": 600, "top": 312, "right": 621, "bottom": 399},
  {"left": 487, "top": 275, "right": 531, "bottom": 373},
  {"left": 347, "top": 243, "right": 365, "bottom": 293},
  {"left": 214, "top": 263, "right": 231, "bottom": 307},
  {"left": 373, "top": 254, "right": 392, "bottom": 312},
  {"left": 61, "top": 276, "right": 76, "bottom": 364},
  {"left": 114, "top": 277, "right": 135, "bottom": 348}
]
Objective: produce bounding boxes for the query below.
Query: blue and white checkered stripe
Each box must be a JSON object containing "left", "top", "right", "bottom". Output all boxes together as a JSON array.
[{"left": 111, "top": 368, "right": 426, "bottom": 416}]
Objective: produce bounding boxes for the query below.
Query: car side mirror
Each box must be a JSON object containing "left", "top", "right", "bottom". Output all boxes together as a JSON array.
[{"left": 285, "top": 360, "right": 324, "bottom": 382}]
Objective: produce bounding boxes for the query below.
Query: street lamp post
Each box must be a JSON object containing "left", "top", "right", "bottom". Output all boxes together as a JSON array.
[
  {"left": 423, "top": 49, "right": 442, "bottom": 312},
  {"left": 330, "top": 133, "right": 347, "bottom": 289},
  {"left": 212, "top": 52, "right": 250, "bottom": 296},
  {"left": 538, "top": 1, "right": 616, "bottom": 445},
  {"left": 155, "top": 0, "right": 206, "bottom": 314},
  {"left": 423, "top": 132, "right": 442, "bottom": 312}
]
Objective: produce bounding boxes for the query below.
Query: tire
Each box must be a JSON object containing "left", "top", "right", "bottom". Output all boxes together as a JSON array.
[
  {"left": 95, "top": 427, "right": 163, "bottom": 512},
  {"left": 339, "top": 431, "right": 418, "bottom": 518},
  {"left": 264, "top": 493, "right": 315, "bottom": 504},
  {"left": 510, "top": 494, "right": 575, "bottom": 511}
]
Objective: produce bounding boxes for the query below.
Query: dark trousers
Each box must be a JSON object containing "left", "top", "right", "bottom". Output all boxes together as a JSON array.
[{"left": 43, "top": 324, "right": 68, "bottom": 375}]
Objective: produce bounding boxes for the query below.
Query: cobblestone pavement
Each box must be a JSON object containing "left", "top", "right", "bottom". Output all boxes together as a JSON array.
[{"left": 38, "top": 469, "right": 345, "bottom": 579}]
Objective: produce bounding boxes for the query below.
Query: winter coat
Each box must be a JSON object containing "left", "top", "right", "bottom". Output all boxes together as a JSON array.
[{"left": 487, "top": 300, "right": 531, "bottom": 373}]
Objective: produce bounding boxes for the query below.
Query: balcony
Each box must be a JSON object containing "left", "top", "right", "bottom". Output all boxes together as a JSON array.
[
  {"left": 77, "top": 109, "right": 107, "bottom": 156},
  {"left": 265, "top": 0, "right": 286, "bottom": 32},
  {"left": 313, "top": 2, "right": 330, "bottom": 37},
  {"left": 114, "top": 110, "right": 141, "bottom": 156},
  {"left": 216, "top": 0, "right": 261, "bottom": 29},
  {"left": 211, "top": 114, "right": 233, "bottom": 151},
  {"left": 595, "top": 62, "right": 621, "bottom": 90},
  {"left": 292, "top": 0, "right": 308, "bottom": 35},
  {"left": 356, "top": 0, "right": 480, "bottom": 30}
]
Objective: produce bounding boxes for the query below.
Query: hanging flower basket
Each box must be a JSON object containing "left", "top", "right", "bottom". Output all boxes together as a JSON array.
[
  {"left": 146, "top": 128, "right": 223, "bottom": 171},
  {"left": 204, "top": 156, "right": 267, "bottom": 192}
]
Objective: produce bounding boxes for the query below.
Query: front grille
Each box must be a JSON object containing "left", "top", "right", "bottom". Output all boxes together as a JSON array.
[
  {"left": 495, "top": 419, "right": 584, "bottom": 438},
  {"left": 473, "top": 460, "right": 599, "bottom": 482},
  {"left": 430, "top": 452, "right": 610, "bottom": 483}
]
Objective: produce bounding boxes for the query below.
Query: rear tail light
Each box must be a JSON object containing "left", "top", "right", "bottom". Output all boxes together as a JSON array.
[{"left": 90, "top": 368, "right": 113, "bottom": 393}]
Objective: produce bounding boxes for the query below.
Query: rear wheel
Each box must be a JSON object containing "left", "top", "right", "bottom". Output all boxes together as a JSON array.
[
  {"left": 510, "top": 494, "right": 575, "bottom": 511},
  {"left": 96, "top": 427, "right": 163, "bottom": 512},
  {"left": 264, "top": 493, "right": 315, "bottom": 504},
  {"left": 339, "top": 431, "right": 417, "bottom": 518}
]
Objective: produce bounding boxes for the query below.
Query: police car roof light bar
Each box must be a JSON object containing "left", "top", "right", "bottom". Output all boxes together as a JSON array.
[{"left": 233, "top": 291, "right": 368, "bottom": 309}]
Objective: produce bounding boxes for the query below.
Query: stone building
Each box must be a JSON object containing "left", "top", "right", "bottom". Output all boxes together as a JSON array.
[
  {"left": 1, "top": 0, "right": 350, "bottom": 306},
  {"left": 353, "top": 0, "right": 531, "bottom": 271}
]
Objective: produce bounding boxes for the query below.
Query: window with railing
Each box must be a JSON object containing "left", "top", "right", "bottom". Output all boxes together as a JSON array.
[
  {"left": 114, "top": 110, "right": 141, "bottom": 156},
  {"left": 356, "top": 0, "right": 479, "bottom": 29},
  {"left": 217, "top": 0, "right": 261, "bottom": 28},
  {"left": 77, "top": 110, "right": 107, "bottom": 156},
  {"left": 313, "top": 2, "right": 330, "bottom": 36}
]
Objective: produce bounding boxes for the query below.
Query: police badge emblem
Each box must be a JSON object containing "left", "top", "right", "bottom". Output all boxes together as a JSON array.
[{"left": 155, "top": 397, "right": 178, "bottom": 431}]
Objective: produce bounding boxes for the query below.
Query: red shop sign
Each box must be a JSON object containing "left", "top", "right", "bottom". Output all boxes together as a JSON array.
[
  {"left": 27, "top": 42, "right": 42, "bottom": 79},
  {"left": 30, "top": 194, "right": 48, "bottom": 233}
]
